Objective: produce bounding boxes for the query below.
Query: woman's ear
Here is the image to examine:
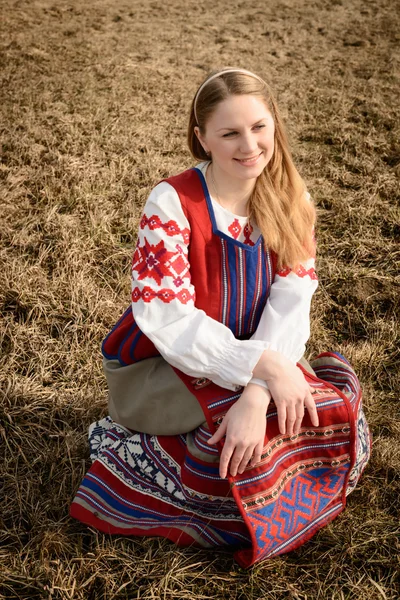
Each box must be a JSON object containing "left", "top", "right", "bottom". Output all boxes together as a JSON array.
[{"left": 194, "top": 126, "right": 209, "bottom": 154}]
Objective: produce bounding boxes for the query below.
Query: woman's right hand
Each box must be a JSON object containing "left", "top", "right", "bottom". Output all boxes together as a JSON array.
[
  {"left": 253, "top": 350, "right": 319, "bottom": 435},
  {"left": 207, "top": 383, "right": 271, "bottom": 479}
]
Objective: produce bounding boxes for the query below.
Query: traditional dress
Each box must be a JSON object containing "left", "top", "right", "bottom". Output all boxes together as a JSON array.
[{"left": 70, "top": 163, "right": 371, "bottom": 568}]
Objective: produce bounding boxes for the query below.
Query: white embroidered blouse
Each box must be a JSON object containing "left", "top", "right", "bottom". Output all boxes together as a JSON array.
[{"left": 131, "top": 162, "right": 318, "bottom": 392}]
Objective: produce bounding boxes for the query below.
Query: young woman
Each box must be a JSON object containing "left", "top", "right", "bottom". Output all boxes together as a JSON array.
[{"left": 70, "top": 68, "right": 371, "bottom": 567}]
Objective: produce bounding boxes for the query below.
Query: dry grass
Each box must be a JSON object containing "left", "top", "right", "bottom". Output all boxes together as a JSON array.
[{"left": 0, "top": 0, "right": 399, "bottom": 598}]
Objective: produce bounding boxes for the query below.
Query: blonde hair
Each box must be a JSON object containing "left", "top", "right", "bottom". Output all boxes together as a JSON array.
[{"left": 187, "top": 68, "right": 316, "bottom": 269}]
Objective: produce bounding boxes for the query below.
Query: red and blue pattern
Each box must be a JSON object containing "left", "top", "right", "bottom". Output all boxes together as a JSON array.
[
  {"left": 220, "top": 238, "right": 272, "bottom": 337},
  {"left": 70, "top": 353, "right": 370, "bottom": 566}
]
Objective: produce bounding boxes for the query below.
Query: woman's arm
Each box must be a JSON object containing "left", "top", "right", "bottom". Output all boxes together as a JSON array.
[
  {"left": 248, "top": 218, "right": 319, "bottom": 433},
  {"left": 132, "top": 182, "right": 272, "bottom": 391},
  {"left": 250, "top": 258, "right": 318, "bottom": 365},
  {"left": 248, "top": 198, "right": 318, "bottom": 388}
]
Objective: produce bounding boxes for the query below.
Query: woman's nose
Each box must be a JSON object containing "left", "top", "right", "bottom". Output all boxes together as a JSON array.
[{"left": 240, "top": 133, "right": 257, "bottom": 154}]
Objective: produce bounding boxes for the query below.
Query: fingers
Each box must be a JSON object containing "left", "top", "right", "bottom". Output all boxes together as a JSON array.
[
  {"left": 277, "top": 404, "right": 287, "bottom": 435},
  {"left": 250, "top": 441, "right": 263, "bottom": 467},
  {"left": 276, "top": 386, "right": 320, "bottom": 435},
  {"left": 294, "top": 400, "right": 305, "bottom": 434},
  {"left": 208, "top": 418, "right": 227, "bottom": 445},
  {"left": 237, "top": 446, "right": 255, "bottom": 475},
  {"left": 225, "top": 445, "right": 245, "bottom": 477},
  {"left": 305, "top": 392, "right": 319, "bottom": 427},
  {"left": 219, "top": 442, "right": 234, "bottom": 479},
  {"left": 286, "top": 404, "right": 297, "bottom": 436}
]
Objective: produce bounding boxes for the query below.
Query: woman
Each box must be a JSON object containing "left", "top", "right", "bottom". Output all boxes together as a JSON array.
[{"left": 70, "top": 68, "right": 371, "bottom": 567}]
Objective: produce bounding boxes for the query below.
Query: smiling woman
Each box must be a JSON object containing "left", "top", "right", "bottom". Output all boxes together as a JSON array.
[{"left": 70, "top": 68, "right": 371, "bottom": 567}]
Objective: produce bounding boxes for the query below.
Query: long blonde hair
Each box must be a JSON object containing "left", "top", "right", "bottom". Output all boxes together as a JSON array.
[{"left": 187, "top": 69, "right": 315, "bottom": 269}]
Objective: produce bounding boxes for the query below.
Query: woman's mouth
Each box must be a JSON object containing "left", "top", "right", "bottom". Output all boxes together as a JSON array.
[{"left": 234, "top": 153, "right": 263, "bottom": 166}]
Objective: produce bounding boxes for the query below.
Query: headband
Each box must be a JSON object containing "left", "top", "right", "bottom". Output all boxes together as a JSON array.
[{"left": 193, "top": 68, "right": 266, "bottom": 124}]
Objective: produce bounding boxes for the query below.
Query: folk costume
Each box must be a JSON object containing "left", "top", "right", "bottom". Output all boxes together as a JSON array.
[{"left": 70, "top": 162, "right": 371, "bottom": 568}]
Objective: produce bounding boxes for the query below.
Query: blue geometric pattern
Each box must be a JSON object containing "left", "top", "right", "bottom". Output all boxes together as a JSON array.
[{"left": 246, "top": 465, "right": 348, "bottom": 559}]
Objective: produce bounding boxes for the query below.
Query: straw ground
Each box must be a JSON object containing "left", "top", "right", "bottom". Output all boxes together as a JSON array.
[{"left": 0, "top": 0, "right": 399, "bottom": 598}]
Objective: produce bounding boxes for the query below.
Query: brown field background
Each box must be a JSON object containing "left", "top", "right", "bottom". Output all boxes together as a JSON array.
[{"left": 1, "top": 0, "right": 399, "bottom": 598}]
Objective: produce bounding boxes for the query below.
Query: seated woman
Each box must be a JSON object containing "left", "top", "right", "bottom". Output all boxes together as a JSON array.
[{"left": 70, "top": 68, "right": 371, "bottom": 568}]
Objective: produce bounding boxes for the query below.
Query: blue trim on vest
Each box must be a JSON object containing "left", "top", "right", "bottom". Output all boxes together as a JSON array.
[
  {"left": 193, "top": 167, "right": 263, "bottom": 252},
  {"left": 102, "top": 306, "right": 132, "bottom": 361},
  {"left": 117, "top": 322, "right": 138, "bottom": 366},
  {"left": 129, "top": 327, "right": 144, "bottom": 362}
]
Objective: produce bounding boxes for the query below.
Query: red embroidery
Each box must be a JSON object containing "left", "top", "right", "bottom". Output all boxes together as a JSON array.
[
  {"left": 277, "top": 264, "right": 318, "bottom": 280},
  {"left": 140, "top": 214, "right": 190, "bottom": 245},
  {"left": 228, "top": 218, "right": 242, "bottom": 240},
  {"left": 132, "top": 238, "right": 175, "bottom": 285},
  {"left": 173, "top": 276, "right": 184, "bottom": 287},
  {"left": 243, "top": 222, "right": 255, "bottom": 246},
  {"left": 170, "top": 255, "right": 187, "bottom": 275},
  {"left": 132, "top": 286, "right": 195, "bottom": 304}
]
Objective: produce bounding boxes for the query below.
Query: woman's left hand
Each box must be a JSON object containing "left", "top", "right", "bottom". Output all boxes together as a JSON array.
[{"left": 207, "top": 383, "right": 271, "bottom": 479}]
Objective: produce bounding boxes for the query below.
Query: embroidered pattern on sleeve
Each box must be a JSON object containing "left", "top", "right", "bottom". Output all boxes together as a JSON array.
[
  {"left": 132, "top": 238, "right": 191, "bottom": 286},
  {"left": 132, "top": 205, "right": 193, "bottom": 305},
  {"left": 132, "top": 238, "right": 176, "bottom": 285},
  {"left": 276, "top": 264, "right": 318, "bottom": 280},
  {"left": 140, "top": 214, "right": 190, "bottom": 244},
  {"left": 132, "top": 286, "right": 195, "bottom": 304}
]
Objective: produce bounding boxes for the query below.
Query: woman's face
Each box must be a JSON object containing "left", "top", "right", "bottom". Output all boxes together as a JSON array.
[{"left": 195, "top": 94, "right": 275, "bottom": 182}]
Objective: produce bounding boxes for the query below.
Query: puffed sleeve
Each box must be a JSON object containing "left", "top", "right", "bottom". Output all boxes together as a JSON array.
[
  {"left": 249, "top": 256, "right": 318, "bottom": 362},
  {"left": 132, "top": 181, "right": 273, "bottom": 391}
]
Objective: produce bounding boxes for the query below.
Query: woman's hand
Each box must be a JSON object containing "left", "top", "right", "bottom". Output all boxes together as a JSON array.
[
  {"left": 207, "top": 383, "right": 271, "bottom": 479},
  {"left": 266, "top": 361, "right": 319, "bottom": 436},
  {"left": 253, "top": 349, "right": 319, "bottom": 436}
]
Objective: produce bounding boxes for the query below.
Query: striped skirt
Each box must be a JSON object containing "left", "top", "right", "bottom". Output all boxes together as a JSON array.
[{"left": 70, "top": 352, "right": 371, "bottom": 567}]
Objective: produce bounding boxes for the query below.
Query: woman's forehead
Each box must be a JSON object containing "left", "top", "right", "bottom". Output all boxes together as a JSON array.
[{"left": 206, "top": 94, "right": 272, "bottom": 128}]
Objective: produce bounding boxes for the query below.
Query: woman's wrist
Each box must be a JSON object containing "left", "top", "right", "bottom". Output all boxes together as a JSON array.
[
  {"left": 252, "top": 349, "right": 288, "bottom": 382},
  {"left": 242, "top": 381, "right": 271, "bottom": 408}
]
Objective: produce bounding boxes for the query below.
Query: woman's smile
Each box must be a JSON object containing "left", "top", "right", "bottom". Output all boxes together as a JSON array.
[{"left": 234, "top": 152, "right": 264, "bottom": 166}]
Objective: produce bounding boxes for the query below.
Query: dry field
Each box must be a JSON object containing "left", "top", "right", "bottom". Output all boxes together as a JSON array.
[{"left": 1, "top": 0, "right": 399, "bottom": 598}]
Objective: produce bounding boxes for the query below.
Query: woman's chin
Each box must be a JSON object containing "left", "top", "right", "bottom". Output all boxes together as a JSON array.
[{"left": 232, "top": 163, "right": 267, "bottom": 180}]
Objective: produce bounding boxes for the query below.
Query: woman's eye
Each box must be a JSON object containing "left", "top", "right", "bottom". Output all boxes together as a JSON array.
[{"left": 222, "top": 125, "right": 265, "bottom": 138}]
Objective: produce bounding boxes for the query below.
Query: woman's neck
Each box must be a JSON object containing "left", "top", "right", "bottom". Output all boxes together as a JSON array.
[{"left": 206, "top": 162, "right": 256, "bottom": 217}]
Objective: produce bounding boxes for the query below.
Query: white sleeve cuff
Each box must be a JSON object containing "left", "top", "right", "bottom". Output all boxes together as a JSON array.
[
  {"left": 208, "top": 340, "right": 270, "bottom": 391},
  {"left": 214, "top": 338, "right": 269, "bottom": 385},
  {"left": 248, "top": 377, "right": 269, "bottom": 390}
]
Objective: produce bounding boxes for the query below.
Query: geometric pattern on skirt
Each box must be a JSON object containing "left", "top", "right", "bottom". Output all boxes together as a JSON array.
[
  {"left": 70, "top": 352, "right": 371, "bottom": 567},
  {"left": 72, "top": 417, "right": 251, "bottom": 548}
]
